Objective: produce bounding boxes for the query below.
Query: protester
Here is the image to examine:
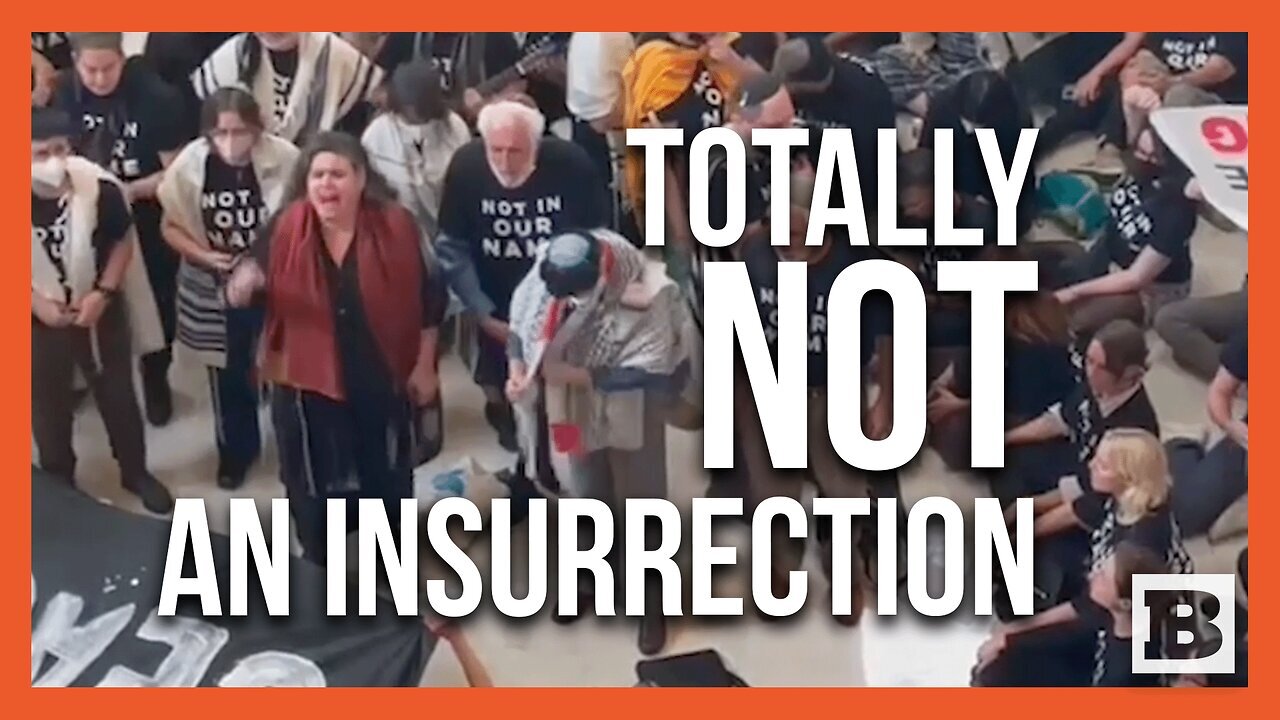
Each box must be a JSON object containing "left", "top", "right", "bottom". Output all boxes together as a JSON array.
[
  {"left": 1154, "top": 281, "right": 1247, "bottom": 383},
  {"left": 508, "top": 228, "right": 689, "bottom": 654},
  {"left": 225, "top": 132, "right": 445, "bottom": 563},
  {"left": 566, "top": 32, "right": 638, "bottom": 240},
  {"left": 158, "top": 88, "right": 299, "bottom": 490},
  {"left": 976, "top": 540, "right": 1169, "bottom": 687},
  {"left": 31, "top": 107, "right": 174, "bottom": 514},
  {"left": 192, "top": 32, "right": 384, "bottom": 145},
  {"left": 773, "top": 35, "right": 896, "bottom": 220},
  {"left": 735, "top": 170, "right": 874, "bottom": 625},
  {"left": 31, "top": 33, "right": 71, "bottom": 107},
  {"left": 980, "top": 429, "right": 1192, "bottom": 686},
  {"left": 1000, "top": 319, "right": 1158, "bottom": 507},
  {"left": 1044, "top": 89, "right": 1204, "bottom": 336},
  {"left": 436, "top": 100, "right": 606, "bottom": 461},
  {"left": 1135, "top": 33, "right": 1248, "bottom": 104},
  {"left": 927, "top": 254, "right": 1078, "bottom": 472},
  {"left": 1034, "top": 32, "right": 1145, "bottom": 165},
  {"left": 1168, "top": 327, "right": 1248, "bottom": 538},
  {"left": 861, "top": 33, "right": 989, "bottom": 117},
  {"left": 362, "top": 60, "right": 472, "bottom": 240},
  {"left": 53, "top": 32, "right": 189, "bottom": 427}
]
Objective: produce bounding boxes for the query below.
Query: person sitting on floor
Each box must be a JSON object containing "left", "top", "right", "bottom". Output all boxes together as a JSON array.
[{"left": 999, "top": 319, "right": 1158, "bottom": 507}]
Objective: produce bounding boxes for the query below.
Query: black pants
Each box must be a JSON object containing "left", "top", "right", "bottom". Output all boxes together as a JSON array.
[
  {"left": 207, "top": 307, "right": 263, "bottom": 473},
  {"left": 976, "top": 619, "right": 1096, "bottom": 686},
  {"left": 271, "top": 385, "right": 414, "bottom": 565},
  {"left": 31, "top": 303, "right": 147, "bottom": 482},
  {"left": 134, "top": 201, "right": 179, "bottom": 379},
  {"left": 1168, "top": 436, "right": 1248, "bottom": 538},
  {"left": 1036, "top": 77, "right": 1128, "bottom": 157}
]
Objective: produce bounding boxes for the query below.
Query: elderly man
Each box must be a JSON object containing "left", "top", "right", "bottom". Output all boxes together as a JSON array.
[{"left": 437, "top": 100, "right": 607, "bottom": 470}]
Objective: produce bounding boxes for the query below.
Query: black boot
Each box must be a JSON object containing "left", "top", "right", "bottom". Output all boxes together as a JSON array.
[
  {"left": 484, "top": 401, "right": 518, "bottom": 452},
  {"left": 638, "top": 608, "right": 667, "bottom": 656},
  {"left": 216, "top": 456, "right": 251, "bottom": 491},
  {"left": 142, "top": 363, "right": 173, "bottom": 427},
  {"left": 123, "top": 472, "right": 175, "bottom": 514}
]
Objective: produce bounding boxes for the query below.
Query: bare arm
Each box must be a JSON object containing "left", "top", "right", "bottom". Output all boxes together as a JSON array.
[
  {"left": 1003, "top": 601, "right": 1080, "bottom": 636},
  {"left": 1005, "top": 411, "right": 1066, "bottom": 446},
  {"left": 1032, "top": 502, "right": 1081, "bottom": 538},
  {"left": 127, "top": 150, "right": 178, "bottom": 202},
  {"left": 98, "top": 233, "right": 134, "bottom": 291},
  {"left": 1085, "top": 32, "right": 1146, "bottom": 80},
  {"left": 1174, "top": 55, "right": 1237, "bottom": 91},
  {"left": 1057, "top": 246, "right": 1171, "bottom": 303}
]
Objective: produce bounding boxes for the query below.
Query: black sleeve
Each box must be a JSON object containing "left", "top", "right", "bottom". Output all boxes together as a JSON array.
[
  {"left": 733, "top": 33, "right": 779, "bottom": 71},
  {"left": 1221, "top": 328, "right": 1247, "bottom": 382},
  {"left": 1145, "top": 198, "right": 1194, "bottom": 261},
  {"left": 146, "top": 77, "right": 191, "bottom": 152},
  {"left": 94, "top": 181, "right": 134, "bottom": 254},
  {"left": 706, "top": 160, "right": 731, "bottom": 231},
  {"left": 559, "top": 140, "right": 607, "bottom": 227},
  {"left": 1214, "top": 33, "right": 1248, "bottom": 70},
  {"left": 1071, "top": 491, "right": 1107, "bottom": 530},
  {"left": 420, "top": 255, "right": 448, "bottom": 329},
  {"left": 252, "top": 211, "right": 279, "bottom": 271}
]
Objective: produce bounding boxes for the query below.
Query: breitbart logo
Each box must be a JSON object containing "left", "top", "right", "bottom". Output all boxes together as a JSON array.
[{"left": 1132, "top": 574, "right": 1236, "bottom": 675}]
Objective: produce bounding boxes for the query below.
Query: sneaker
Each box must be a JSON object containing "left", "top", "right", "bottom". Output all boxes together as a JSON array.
[
  {"left": 484, "top": 402, "right": 518, "bottom": 452},
  {"left": 142, "top": 370, "right": 173, "bottom": 427},
  {"left": 123, "top": 473, "right": 175, "bottom": 514},
  {"left": 1074, "top": 142, "right": 1125, "bottom": 180}
]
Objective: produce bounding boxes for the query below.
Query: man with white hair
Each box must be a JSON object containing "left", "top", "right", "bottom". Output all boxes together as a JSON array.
[{"left": 437, "top": 100, "right": 606, "bottom": 462}]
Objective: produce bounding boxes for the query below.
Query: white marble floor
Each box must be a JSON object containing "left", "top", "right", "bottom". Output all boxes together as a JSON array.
[{"left": 47, "top": 139, "right": 1248, "bottom": 687}]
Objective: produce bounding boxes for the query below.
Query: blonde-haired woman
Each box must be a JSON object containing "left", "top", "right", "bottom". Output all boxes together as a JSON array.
[{"left": 975, "top": 428, "right": 1193, "bottom": 684}]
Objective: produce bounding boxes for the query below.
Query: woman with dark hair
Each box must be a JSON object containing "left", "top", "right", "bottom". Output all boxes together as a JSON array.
[
  {"left": 362, "top": 60, "right": 471, "bottom": 240},
  {"left": 158, "top": 87, "right": 299, "bottom": 489},
  {"left": 927, "top": 250, "right": 1078, "bottom": 471},
  {"left": 191, "top": 32, "right": 383, "bottom": 146},
  {"left": 226, "top": 132, "right": 447, "bottom": 563}
]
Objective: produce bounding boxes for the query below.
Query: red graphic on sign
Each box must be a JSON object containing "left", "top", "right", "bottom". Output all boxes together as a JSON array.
[{"left": 1201, "top": 117, "right": 1248, "bottom": 154}]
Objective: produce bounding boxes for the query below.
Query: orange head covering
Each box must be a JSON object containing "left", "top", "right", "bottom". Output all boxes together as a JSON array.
[{"left": 621, "top": 34, "right": 744, "bottom": 230}]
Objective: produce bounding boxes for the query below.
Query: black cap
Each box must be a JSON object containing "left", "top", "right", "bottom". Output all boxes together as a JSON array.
[{"left": 32, "top": 107, "right": 76, "bottom": 142}]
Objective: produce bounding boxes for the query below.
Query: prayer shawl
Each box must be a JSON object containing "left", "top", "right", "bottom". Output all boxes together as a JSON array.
[
  {"left": 31, "top": 157, "right": 165, "bottom": 364},
  {"left": 192, "top": 32, "right": 383, "bottom": 144},
  {"left": 157, "top": 134, "right": 298, "bottom": 367},
  {"left": 621, "top": 36, "right": 741, "bottom": 230},
  {"left": 259, "top": 199, "right": 423, "bottom": 403},
  {"left": 508, "top": 229, "right": 690, "bottom": 456},
  {"left": 361, "top": 112, "right": 470, "bottom": 241}
]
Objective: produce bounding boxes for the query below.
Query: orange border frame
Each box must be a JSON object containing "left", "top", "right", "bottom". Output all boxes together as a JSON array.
[{"left": 6, "top": 15, "right": 1263, "bottom": 709}]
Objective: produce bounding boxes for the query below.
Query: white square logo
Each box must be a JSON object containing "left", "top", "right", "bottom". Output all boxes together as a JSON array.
[{"left": 1132, "top": 574, "right": 1235, "bottom": 675}]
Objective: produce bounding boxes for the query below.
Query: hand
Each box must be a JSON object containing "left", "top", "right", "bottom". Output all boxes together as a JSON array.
[
  {"left": 866, "top": 399, "right": 892, "bottom": 441},
  {"left": 1227, "top": 419, "right": 1248, "bottom": 450},
  {"left": 703, "top": 33, "right": 739, "bottom": 65},
  {"left": 201, "top": 249, "right": 236, "bottom": 274},
  {"left": 71, "top": 289, "right": 111, "bottom": 328},
  {"left": 1073, "top": 71, "right": 1103, "bottom": 106},
  {"left": 407, "top": 363, "right": 440, "bottom": 406},
  {"left": 1003, "top": 503, "right": 1019, "bottom": 528},
  {"left": 425, "top": 615, "right": 459, "bottom": 641},
  {"left": 463, "top": 88, "right": 484, "bottom": 115},
  {"left": 926, "top": 386, "right": 966, "bottom": 423},
  {"left": 1184, "top": 177, "right": 1204, "bottom": 201},
  {"left": 505, "top": 368, "right": 532, "bottom": 403},
  {"left": 479, "top": 316, "right": 510, "bottom": 345},
  {"left": 1054, "top": 287, "right": 1077, "bottom": 306},
  {"left": 975, "top": 631, "right": 1007, "bottom": 672},
  {"left": 1123, "top": 83, "right": 1163, "bottom": 114},
  {"left": 32, "top": 293, "right": 73, "bottom": 328},
  {"left": 225, "top": 260, "right": 265, "bottom": 307}
]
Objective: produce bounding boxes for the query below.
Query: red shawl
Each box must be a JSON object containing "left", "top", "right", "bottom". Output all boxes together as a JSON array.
[{"left": 259, "top": 199, "right": 423, "bottom": 402}]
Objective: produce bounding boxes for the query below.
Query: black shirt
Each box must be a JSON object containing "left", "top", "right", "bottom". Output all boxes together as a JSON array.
[
  {"left": 54, "top": 59, "right": 187, "bottom": 183},
  {"left": 32, "top": 32, "right": 72, "bottom": 70},
  {"left": 743, "top": 232, "right": 882, "bottom": 384},
  {"left": 201, "top": 153, "right": 267, "bottom": 254},
  {"left": 1104, "top": 175, "right": 1196, "bottom": 284},
  {"left": 1145, "top": 32, "right": 1248, "bottom": 103},
  {"left": 706, "top": 146, "right": 770, "bottom": 234},
  {"left": 658, "top": 61, "right": 728, "bottom": 153},
  {"left": 1222, "top": 328, "right": 1247, "bottom": 383},
  {"left": 792, "top": 54, "right": 897, "bottom": 211},
  {"left": 1060, "top": 384, "right": 1160, "bottom": 475},
  {"left": 267, "top": 48, "right": 300, "bottom": 127},
  {"left": 886, "top": 193, "right": 997, "bottom": 293},
  {"left": 31, "top": 180, "right": 133, "bottom": 305},
  {"left": 437, "top": 137, "right": 606, "bottom": 320},
  {"left": 956, "top": 337, "right": 1076, "bottom": 421},
  {"left": 1094, "top": 631, "right": 1163, "bottom": 687},
  {"left": 377, "top": 32, "right": 521, "bottom": 94}
]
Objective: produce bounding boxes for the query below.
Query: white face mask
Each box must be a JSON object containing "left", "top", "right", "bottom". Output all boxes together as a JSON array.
[
  {"left": 31, "top": 156, "right": 67, "bottom": 189},
  {"left": 214, "top": 135, "right": 255, "bottom": 166}
]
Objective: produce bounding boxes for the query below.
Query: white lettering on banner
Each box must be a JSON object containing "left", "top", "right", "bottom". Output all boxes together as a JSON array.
[
  {"left": 1151, "top": 105, "right": 1248, "bottom": 231},
  {"left": 31, "top": 576, "right": 330, "bottom": 687}
]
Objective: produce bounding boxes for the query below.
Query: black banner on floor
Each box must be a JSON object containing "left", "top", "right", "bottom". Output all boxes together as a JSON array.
[{"left": 31, "top": 469, "right": 430, "bottom": 687}]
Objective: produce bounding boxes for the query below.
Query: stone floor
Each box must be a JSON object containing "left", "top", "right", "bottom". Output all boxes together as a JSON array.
[{"left": 46, "top": 137, "right": 1248, "bottom": 687}]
